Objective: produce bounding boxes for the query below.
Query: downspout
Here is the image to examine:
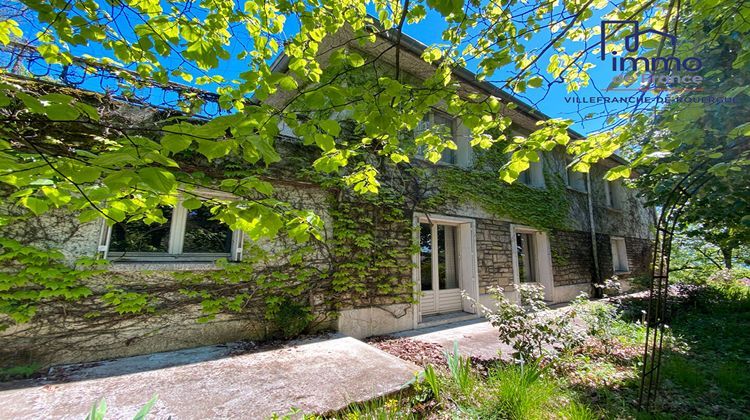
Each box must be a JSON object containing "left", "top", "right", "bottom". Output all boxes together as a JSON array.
[{"left": 586, "top": 172, "right": 602, "bottom": 297}]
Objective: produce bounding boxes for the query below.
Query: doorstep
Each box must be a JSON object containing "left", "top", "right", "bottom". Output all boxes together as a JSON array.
[{"left": 418, "top": 311, "right": 480, "bottom": 329}]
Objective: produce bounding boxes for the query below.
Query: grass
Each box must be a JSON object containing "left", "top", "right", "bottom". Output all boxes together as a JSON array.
[
  {"left": 661, "top": 355, "right": 707, "bottom": 392},
  {"left": 0, "top": 363, "right": 40, "bottom": 381},
  {"left": 479, "top": 363, "right": 558, "bottom": 420}
]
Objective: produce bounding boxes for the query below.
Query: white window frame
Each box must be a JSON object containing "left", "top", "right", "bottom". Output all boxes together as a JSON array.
[
  {"left": 510, "top": 225, "right": 555, "bottom": 301},
  {"left": 101, "top": 197, "right": 243, "bottom": 263},
  {"left": 610, "top": 237, "right": 629, "bottom": 273}
]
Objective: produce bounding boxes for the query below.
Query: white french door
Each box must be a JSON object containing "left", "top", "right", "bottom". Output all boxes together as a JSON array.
[{"left": 418, "top": 222, "right": 464, "bottom": 316}]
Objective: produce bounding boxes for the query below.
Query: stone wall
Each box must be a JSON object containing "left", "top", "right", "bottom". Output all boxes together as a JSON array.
[
  {"left": 0, "top": 181, "right": 654, "bottom": 368},
  {"left": 549, "top": 230, "right": 595, "bottom": 287},
  {"left": 598, "top": 235, "right": 652, "bottom": 281},
  {"left": 475, "top": 218, "right": 514, "bottom": 293},
  {"left": 0, "top": 183, "right": 339, "bottom": 368}
]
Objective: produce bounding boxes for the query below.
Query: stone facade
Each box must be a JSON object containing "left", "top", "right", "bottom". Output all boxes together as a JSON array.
[
  {"left": 475, "top": 219, "right": 514, "bottom": 294},
  {"left": 0, "top": 28, "right": 656, "bottom": 368},
  {"left": 549, "top": 230, "right": 596, "bottom": 287}
]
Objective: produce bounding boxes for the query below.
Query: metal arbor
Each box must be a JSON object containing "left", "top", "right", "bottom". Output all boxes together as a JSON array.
[{"left": 637, "top": 159, "right": 725, "bottom": 410}]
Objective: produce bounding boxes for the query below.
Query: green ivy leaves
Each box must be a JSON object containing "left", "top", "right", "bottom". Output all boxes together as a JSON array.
[{"left": 0, "top": 239, "right": 100, "bottom": 328}]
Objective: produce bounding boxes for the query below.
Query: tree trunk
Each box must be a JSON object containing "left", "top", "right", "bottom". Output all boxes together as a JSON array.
[{"left": 721, "top": 247, "right": 733, "bottom": 269}]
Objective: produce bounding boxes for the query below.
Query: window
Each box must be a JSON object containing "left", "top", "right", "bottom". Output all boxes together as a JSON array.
[
  {"left": 415, "top": 110, "right": 457, "bottom": 164},
  {"left": 604, "top": 179, "right": 626, "bottom": 209},
  {"left": 565, "top": 164, "right": 587, "bottom": 192},
  {"left": 611, "top": 237, "right": 629, "bottom": 273},
  {"left": 511, "top": 225, "right": 554, "bottom": 301},
  {"left": 102, "top": 200, "right": 243, "bottom": 262},
  {"left": 516, "top": 232, "right": 537, "bottom": 283},
  {"left": 518, "top": 153, "right": 545, "bottom": 188}
]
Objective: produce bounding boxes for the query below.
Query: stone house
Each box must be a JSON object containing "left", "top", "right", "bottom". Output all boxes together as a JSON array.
[{"left": 0, "top": 27, "right": 653, "bottom": 367}]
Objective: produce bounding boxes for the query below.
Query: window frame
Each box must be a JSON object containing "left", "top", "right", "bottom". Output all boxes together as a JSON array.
[
  {"left": 100, "top": 197, "right": 243, "bottom": 263},
  {"left": 518, "top": 152, "right": 546, "bottom": 189},
  {"left": 610, "top": 237, "right": 629, "bottom": 273},
  {"left": 510, "top": 224, "right": 555, "bottom": 301},
  {"left": 604, "top": 179, "right": 625, "bottom": 210},
  {"left": 415, "top": 108, "right": 458, "bottom": 165},
  {"left": 418, "top": 222, "right": 461, "bottom": 292},
  {"left": 565, "top": 165, "right": 588, "bottom": 192}
]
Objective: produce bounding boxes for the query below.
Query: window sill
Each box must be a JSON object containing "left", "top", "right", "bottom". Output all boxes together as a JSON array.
[
  {"left": 520, "top": 183, "right": 547, "bottom": 190},
  {"left": 106, "top": 253, "right": 235, "bottom": 271},
  {"left": 605, "top": 206, "right": 624, "bottom": 213},
  {"left": 107, "top": 261, "right": 230, "bottom": 272},
  {"left": 566, "top": 186, "right": 588, "bottom": 194},
  {"left": 613, "top": 270, "right": 631, "bottom": 275}
]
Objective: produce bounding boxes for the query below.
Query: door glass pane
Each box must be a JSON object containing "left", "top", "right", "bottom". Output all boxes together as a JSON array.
[
  {"left": 516, "top": 232, "right": 536, "bottom": 283},
  {"left": 109, "top": 207, "right": 172, "bottom": 253},
  {"left": 438, "top": 225, "right": 459, "bottom": 289},
  {"left": 420, "top": 223, "right": 433, "bottom": 291},
  {"left": 182, "top": 206, "right": 233, "bottom": 253}
]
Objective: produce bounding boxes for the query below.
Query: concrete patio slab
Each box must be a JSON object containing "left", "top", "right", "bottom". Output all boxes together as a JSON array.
[
  {"left": 394, "top": 319, "right": 512, "bottom": 361},
  {"left": 0, "top": 334, "right": 421, "bottom": 419}
]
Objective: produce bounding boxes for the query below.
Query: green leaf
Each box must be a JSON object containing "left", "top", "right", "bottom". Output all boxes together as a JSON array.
[
  {"left": 20, "top": 196, "right": 49, "bottom": 215},
  {"left": 69, "top": 166, "right": 102, "bottom": 184},
  {"left": 139, "top": 167, "right": 176, "bottom": 193},
  {"left": 277, "top": 75, "right": 298, "bottom": 90},
  {"left": 604, "top": 165, "right": 631, "bottom": 181},
  {"left": 133, "top": 395, "right": 158, "bottom": 420},
  {"left": 161, "top": 134, "right": 193, "bottom": 154},
  {"left": 319, "top": 120, "right": 341, "bottom": 136},
  {"left": 45, "top": 103, "right": 80, "bottom": 121},
  {"left": 527, "top": 76, "right": 543, "bottom": 88},
  {"left": 668, "top": 161, "right": 690, "bottom": 174},
  {"left": 426, "top": 0, "right": 465, "bottom": 17},
  {"left": 181, "top": 198, "right": 202, "bottom": 210},
  {"left": 0, "top": 19, "right": 22, "bottom": 45},
  {"left": 313, "top": 133, "right": 335, "bottom": 152},
  {"left": 196, "top": 140, "right": 233, "bottom": 161},
  {"left": 728, "top": 122, "right": 750, "bottom": 139}
]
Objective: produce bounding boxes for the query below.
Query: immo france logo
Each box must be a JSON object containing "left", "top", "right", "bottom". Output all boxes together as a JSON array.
[{"left": 599, "top": 20, "right": 704, "bottom": 91}]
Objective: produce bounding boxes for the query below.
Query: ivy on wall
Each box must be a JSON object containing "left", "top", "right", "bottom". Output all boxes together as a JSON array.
[
  {"left": 327, "top": 187, "right": 417, "bottom": 309},
  {"left": 427, "top": 167, "right": 571, "bottom": 230},
  {"left": 0, "top": 129, "right": 573, "bottom": 367},
  {"left": 0, "top": 238, "right": 101, "bottom": 329},
  {"left": 0, "top": 176, "right": 419, "bottom": 364}
]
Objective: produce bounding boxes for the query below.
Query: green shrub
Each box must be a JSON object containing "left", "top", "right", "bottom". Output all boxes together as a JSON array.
[
  {"left": 479, "top": 284, "right": 583, "bottom": 363},
  {"left": 422, "top": 364, "right": 441, "bottom": 401},
  {"left": 680, "top": 275, "right": 750, "bottom": 314},
  {"left": 714, "top": 360, "right": 749, "bottom": 396},
  {"left": 271, "top": 299, "right": 313, "bottom": 339}
]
